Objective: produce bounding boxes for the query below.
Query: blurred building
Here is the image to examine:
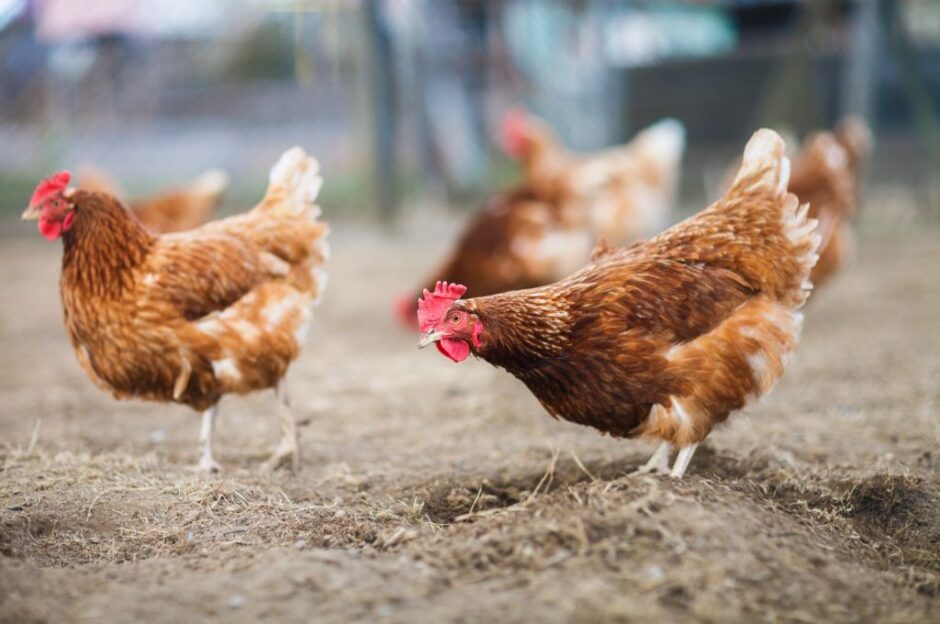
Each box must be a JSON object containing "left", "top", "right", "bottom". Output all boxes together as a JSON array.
[{"left": 0, "top": 0, "right": 938, "bottom": 218}]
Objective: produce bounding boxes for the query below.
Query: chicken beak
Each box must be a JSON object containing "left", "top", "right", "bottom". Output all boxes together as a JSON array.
[
  {"left": 418, "top": 330, "right": 444, "bottom": 349},
  {"left": 21, "top": 205, "right": 41, "bottom": 221}
]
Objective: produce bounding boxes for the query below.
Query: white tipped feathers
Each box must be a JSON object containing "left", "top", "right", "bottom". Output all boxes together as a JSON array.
[
  {"left": 734, "top": 128, "right": 790, "bottom": 197},
  {"left": 634, "top": 118, "right": 686, "bottom": 167},
  {"left": 189, "top": 168, "right": 230, "bottom": 199},
  {"left": 268, "top": 146, "right": 323, "bottom": 214}
]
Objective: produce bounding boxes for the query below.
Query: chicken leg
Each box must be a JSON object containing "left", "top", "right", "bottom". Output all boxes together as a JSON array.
[
  {"left": 264, "top": 380, "right": 300, "bottom": 472},
  {"left": 670, "top": 443, "right": 699, "bottom": 479},
  {"left": 637, "top": 442, "right": 672, "bottom": 474},
  {"left": 191, "top": 405, "right": 222, "bottom": 474}
]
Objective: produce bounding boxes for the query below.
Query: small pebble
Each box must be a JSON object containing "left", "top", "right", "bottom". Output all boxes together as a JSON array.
[
  {"left": 644, "top": 565, "right": 665, "bottom": 582},
  {"left": 228, "top": 595, "right": 246, "bottom": 608},
  {"left": 149, "top": 429, "right": 168, "bottom": 444},
  {"left": 293, "top": 539, "right": 306, "bottom": 550}
]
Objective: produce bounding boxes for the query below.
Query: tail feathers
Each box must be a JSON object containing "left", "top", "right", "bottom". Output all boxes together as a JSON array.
[
  {"left": 732, "top": 129, "right": 790, "bottom": 198},
  {"left": 634, "top": 118, "right": 686, "bottom": 167},
  {"left": 568, "top": 118, "right": 685, "bottom": 198},
  {"left": 780, "top": 194, "right": 822, "bottom": 305},
  {"left": 264, "top": 146, "right": 324, "bottom": 218},
  {"left": 690, "top": 129, "right": 820, "bottom": 307},
  {"left": 740, "top": 130, "right": 823, "bottom": 306},
  {"left": 78, "top": 165, "right": 126, "bottom": 200},
  {"left": 187, "top": 168, "right": 229, "bottom": 201},
  {"left": 206, "top": 147, "right": 328, "bottom": 270}
]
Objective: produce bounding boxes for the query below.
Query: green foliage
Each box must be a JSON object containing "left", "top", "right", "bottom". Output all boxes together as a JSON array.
[{"left": 0, "top": 171, "right": 43, "bottom": 215}]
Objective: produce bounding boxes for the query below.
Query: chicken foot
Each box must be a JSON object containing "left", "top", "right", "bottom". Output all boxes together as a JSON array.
[
  {"left": 637, "top": 442, "right": 672, "bottom": 474},
  {"left": 264, "top": 380, "right": 300, "bottom": 472},
  {"left": 191, "top": 405, "right": 222, "bottom": 474},
  {"left": 636, "top": 442, "right": 699, "bottom": 478},
  {"left": 670, "top": 443, "right": 699, "bottom": 479}
]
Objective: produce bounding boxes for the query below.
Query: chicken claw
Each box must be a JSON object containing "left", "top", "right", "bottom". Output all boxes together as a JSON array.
[
  {"left": 264, "top": 381, "right": 300, "bottom": 473},
  {"left": 636, "top": 442, "right": 672, "bottom": 474},
  {"left": 669, "top": 443, "right": 699, "bottom": 479},
  {"left": 189, "top": 405, "right": 222, "bottom": 475},
  {"left": 190, "top": 456, "right": 223, "bottom": 475}
]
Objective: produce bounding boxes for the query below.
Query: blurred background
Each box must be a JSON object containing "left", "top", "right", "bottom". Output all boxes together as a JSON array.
[{"left": 1, "top": 0, "right": 939, "bottom": 223}]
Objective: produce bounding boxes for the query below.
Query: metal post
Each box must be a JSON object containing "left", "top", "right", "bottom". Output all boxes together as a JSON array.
[
  {"left": 364, "top": 0, "right": 397, "bottom": 221},
  {"left": 842, "top": 0, "right": 878, "bottom": 119}
]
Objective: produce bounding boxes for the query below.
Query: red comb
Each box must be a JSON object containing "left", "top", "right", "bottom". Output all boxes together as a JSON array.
[
  {"left": 30, "top": 171, "right": 71, "bottom": 207},
  {"left": 501, "top": 107, "right": 530, "bottom": 158},
  {"left": 393, "top": 293, "right": 419, "bottom": 329},
  {"left": 418, "top": 281, "right": 467, "bottom": 332}
]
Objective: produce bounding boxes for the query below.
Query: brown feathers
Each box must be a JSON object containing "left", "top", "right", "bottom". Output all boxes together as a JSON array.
[
  {"left": 414, "top": 118, "right": 685, "bottom": 305},
  {"left": 442, "top": 129, "right": 819, "bottom": 457},
  {"left": 789, "top": 118, "right": 870, "bottom": 289},
  {"left": 78, "top": 166, "right": 229, "bottom": 234},
  {"left": 58, "top": 148, "right": 328, "bottom": 412}
]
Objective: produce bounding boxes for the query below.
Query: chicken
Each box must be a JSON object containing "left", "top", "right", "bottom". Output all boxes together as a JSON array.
[
  {"left": 78, "top": 165, "right": 230, "bottom": 234},
  {"left": 21, "top": 148, "right": 328, "bottom": 473},
  {"left": 787, "top": 134, "right": 855, "bottom": 289},
  {"left": 396, "top": 116, "right": 685, "bottom": 325},
  {"left": 503, "top": 109, "right": 685, "bottom": 241},
  {"left": 395, "top": 189, "right": 593, "bottom": 326},
  {"left": 417, "top": 129, "right": 820, "bottom": 478},
  {"left": 788, "top": 116, "right": 871, "bottom": 290},
  {"left": 76, "top": 165, "right": 125, "bottom": 197},
  {"left": 833, "top": 115, "right": 873, "bottom": 181},
  {"left": 500, "top": 108, "right": 570, "bottom": 202}
]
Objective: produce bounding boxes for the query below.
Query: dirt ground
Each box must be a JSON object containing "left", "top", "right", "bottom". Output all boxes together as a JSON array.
[{"left": 0, "top": 219, "right": 938, "bottom": 623}]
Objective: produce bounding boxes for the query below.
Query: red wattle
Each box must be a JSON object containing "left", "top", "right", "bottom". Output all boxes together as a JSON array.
[
  {"left": 38, "top": 217, "right": 62, "bottom": 241},
  {"left": 472, "top": 320, "right": 484, "bottom": 348},
  {"left": 437, "top": 338, "right": 470, "bottom": 362}
]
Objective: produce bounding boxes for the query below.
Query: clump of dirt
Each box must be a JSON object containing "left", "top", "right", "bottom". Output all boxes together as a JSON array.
[
  {"left": 838, "top": 475, "right": 940, "bottom": 592},
  {"left": 746, "top": 468, "right": 940, "bottom": 595}
]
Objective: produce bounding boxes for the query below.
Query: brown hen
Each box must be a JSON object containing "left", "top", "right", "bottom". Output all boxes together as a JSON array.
[
  {"left": 789, "top": 117, "right": 871, "bottom": 289},
  {"left": 22, "top": 148, "right": 328, "bottom": 472},
  {"left": 418, "top": 129, "right": 819, "bottom": 478}
]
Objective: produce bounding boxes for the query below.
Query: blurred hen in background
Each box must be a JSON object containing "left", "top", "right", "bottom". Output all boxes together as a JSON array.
[
  {"left": 79, "top": 165, "right": 229, "bottom": 233},
  {"left": 503, "top": 109, "right": 685, "bottom": 246},
  {"left": 396, "top": 114, "right": 685, "bottom": 326},
  {"left": 788, "top": 116, "right": 872, "bottom": 290}
]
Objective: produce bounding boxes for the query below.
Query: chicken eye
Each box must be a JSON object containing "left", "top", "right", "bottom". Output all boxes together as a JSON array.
[{"left": 451, "top": 313, "right": 461, "bottom": 323}]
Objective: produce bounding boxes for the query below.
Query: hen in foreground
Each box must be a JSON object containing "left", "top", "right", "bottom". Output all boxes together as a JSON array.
[
  {"left": 22, "top": 148, "right": 328, "bottom": 473},
  {"left": 417, "top": 130, "right": 819, "bottom": 478}
]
